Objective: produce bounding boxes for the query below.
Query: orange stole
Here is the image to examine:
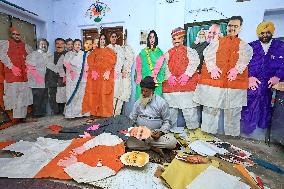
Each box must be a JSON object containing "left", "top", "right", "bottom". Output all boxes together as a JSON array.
[
  {"left": 163, "top": 45, "right": 198, "bottom": 93},
  {"left": 199, "top": 36, "right": 248, "bottom": 89},
  {"left": 34, "top": 137, "right": 125, "bottom": 179},
  {"left": 82, "top": 47, "right": 116, "bottom": 117}
]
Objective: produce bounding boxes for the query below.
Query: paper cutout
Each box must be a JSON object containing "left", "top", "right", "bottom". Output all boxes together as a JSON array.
[
  {"left": 87, "top": 124, "right": 100, "bottom": 131},
  {"left": 120, "top": 151, "right": 149, "bottom": 167}
]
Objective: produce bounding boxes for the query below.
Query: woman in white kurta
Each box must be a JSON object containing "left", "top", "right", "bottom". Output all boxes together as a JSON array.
[{"left": 64, "top": 39, "right": 89, "bottom": 118}]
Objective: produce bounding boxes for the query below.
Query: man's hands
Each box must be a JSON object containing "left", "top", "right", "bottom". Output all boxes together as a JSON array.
[
  {"left": 129, "top": 126, "right": 152, "bottom": 140},
  {"left": 151, "top": 130, "right": 162, "bottom": 140}
]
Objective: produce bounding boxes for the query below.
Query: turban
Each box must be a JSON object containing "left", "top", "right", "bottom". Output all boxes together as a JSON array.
[
  {"left": 171, "top": 27, "right": 185, "bottom": 37},
  {"left": 140, "top": 76, "right": 156, "bottom": 90},
  {"left": 9, "top": 27, "right": 20, "bottom": 34},
  {"left": 256, "top": 22, "right": 275, "bottom": 36}
]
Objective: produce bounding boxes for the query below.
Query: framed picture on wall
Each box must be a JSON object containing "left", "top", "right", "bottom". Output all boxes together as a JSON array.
[
  {"left": 140, "top": 30, "right": 148, "bottom": 45},
  {"left": 184, "top": 18, "right": 230, "bottom": 47}
]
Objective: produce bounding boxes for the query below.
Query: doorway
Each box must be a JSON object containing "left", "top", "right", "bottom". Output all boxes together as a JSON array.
[{"left": 82, "top": 26, "right": 123, "bottom": 46}]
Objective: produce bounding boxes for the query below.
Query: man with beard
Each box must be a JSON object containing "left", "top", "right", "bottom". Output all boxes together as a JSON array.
[
  {"left": 241, "top": 22, "right": 284, "bottom": 139},
  {"left": 26, "top": 38, "right": 55, "bottom": 117},
  {"left": 0, "top": 27, "right": 33, "bottom": 120},
  {"left": 45, "top": 38, "right": 66, "bottom": 115},
  {"left": 191, "top": 29, "right": 209, "bottom": 73},
  {"left": 127, "top": 76, "right": 177, "bottom": 155},
  {"left": 155, "top": 27, "right": 200, "bottom": 130},
  {"left": 194, "top": 16, "right": 253, "bottom": 136}
]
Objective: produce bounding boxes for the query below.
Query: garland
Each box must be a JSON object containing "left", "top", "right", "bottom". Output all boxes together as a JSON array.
[
  {"left": 145, "top": 47, "right": 162, "bottom": 86},
  {"left": 145, "top": 47, "right": 156, "bottom": 71}
]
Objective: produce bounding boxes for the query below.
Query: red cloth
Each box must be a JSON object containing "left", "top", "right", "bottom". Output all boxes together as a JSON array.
[
  {"left": 47, "top": 125, "right": 63, "bottom": 134},
  {"left": 5, "top": 39, "right": 28, "bottom": 83},
  {"left": 163, "top": 45, "right": 198, "bottom": 93}
]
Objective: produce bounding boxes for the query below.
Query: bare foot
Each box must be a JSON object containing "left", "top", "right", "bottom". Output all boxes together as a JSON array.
[{"left": 151, "top": 147, "right": 165, "bottom": 157}]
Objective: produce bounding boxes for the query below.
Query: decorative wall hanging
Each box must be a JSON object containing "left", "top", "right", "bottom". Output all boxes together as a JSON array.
[
  {"left": 187, "top": 7, "right": 227, "bottom": 22},
  {"left": 85, "top": 1, "right": 111, "bottom": 23}
]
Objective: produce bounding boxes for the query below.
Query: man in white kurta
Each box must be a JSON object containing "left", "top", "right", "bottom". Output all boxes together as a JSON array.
[
  {"left": 0, "top": 27, "right": 33, "bottom": 119},
  {"left": 193, "top": 16, "right": 253, "bottom": 136},
  {"left": 155, "top": 27, "right": 200, "bottom": 129},
  {"left": 107, "top": 32, "right": 128, "bottom": 115},
  {"left": 26, "top": 38, "right": 56, "bottom": 117},
  {"left": 120, "top": 32, "right": 135, "bottom": 105}
]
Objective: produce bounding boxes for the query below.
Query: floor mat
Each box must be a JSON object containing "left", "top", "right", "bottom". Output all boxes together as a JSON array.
[
  {"left": 45, "top": 115, "right": 134, "bottom": 141},
  {"left": 0, "top": 178, "right": 82, "bottom": 189}
]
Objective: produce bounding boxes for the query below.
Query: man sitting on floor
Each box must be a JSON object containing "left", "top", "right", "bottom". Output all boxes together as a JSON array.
[{"left": 127, "top": 76, "right": 177, "bottom": 155}]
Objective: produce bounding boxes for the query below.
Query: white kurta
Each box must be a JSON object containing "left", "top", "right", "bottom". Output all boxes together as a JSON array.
[
  {"left": 193, "top": 40, "right": 253, "bottom": 109},
  {"left": 120, "top": 45, "right": 135, "bottom": 102},
  {"left": 0, "top": 40, "right": 33, "bottom": 118},
  {"left": 192, "top": 38, "right": 253, "bottom": 136},
  {"left": 162, "top": 47, "right": 200, "bottom": 129},
  {"left": 107, "top": 44, "right": 124, "bottom": 99},
  {"left": 26, "top": 50, "right": 54, "bottom": 88},
  {"left": 55, "top": 54, "right": 66, "bottom": 104},
  {"left": 64, "top": 50, "right": 89, "bottom": 118},
  {"left": 163, "top": 47, "right": 200, "bottom": 109}
]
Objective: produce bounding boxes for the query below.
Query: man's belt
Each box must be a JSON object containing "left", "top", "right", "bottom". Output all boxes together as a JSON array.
[{"left": 138, "top": 115, "right": 161, "bottom": 120}]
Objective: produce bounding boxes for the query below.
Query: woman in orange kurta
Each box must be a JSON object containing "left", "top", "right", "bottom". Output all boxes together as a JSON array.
[{"left": 82, "top": 34, "right": 117, "bottom": 117}]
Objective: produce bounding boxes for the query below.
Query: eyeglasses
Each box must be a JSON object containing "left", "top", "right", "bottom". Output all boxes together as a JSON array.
[
  {"left": 12, "top": 33, "right": 20, "bottom": 36},
  {"left": 227, "top": 24, "right": 240, "bottom": 29}
]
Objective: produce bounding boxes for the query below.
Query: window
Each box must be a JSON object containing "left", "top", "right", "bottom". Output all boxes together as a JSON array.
[{"left": 0, "top": 12, "right": 36, "bottom": 49}]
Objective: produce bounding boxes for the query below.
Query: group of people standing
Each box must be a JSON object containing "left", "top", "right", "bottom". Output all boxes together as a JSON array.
[
  {"left": 0, "top": 15, "right": 283, "bottom": 140},
  {"left": 0, "top": 29, "right": 134, "bottom": 122},
  {"left": 132, "top": 16, "right": 284, "bottom": 139}
]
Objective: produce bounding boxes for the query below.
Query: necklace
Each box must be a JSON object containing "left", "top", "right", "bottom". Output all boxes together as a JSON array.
[{"left": 145, "top": 47, "right": 156, "bottom": 71}]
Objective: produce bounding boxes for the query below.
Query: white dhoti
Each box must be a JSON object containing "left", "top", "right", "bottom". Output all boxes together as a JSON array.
[
  {"left": 113, "top": 97, "right": 124, "bottom": 116},
  {"left": 193, "top": 84, "right": 247, "bottom": 137},
  {"left": 164, "top": 92, "right": 200, "bottom": 129},
  {"left": 170, "top": 107, "right": 199, "bottom": 129},
  {"left": 3, "top": 82, "right": 33, "bottom": 118},
  {"left": 201, "top": 107, "right": 242, "bottom": 136},
  {"left": 56, "top": 86, "right": 66, "bottom": 103}
]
